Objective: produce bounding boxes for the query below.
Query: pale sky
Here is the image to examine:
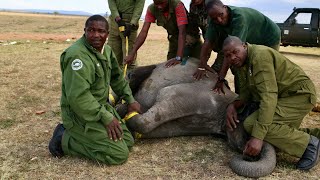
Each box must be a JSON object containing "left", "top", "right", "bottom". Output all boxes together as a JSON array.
[{"left": 0, "top": 0, "right": 319, "bottom": 22}]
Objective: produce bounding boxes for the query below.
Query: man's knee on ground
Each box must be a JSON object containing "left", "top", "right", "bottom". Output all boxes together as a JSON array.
[{"left": 96, "top": 144, "right": 130, "bottom": 165}]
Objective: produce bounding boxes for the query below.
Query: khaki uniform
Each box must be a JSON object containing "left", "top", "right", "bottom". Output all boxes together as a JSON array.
[
  {"left": 107, "top": 0, "right": 145, "bottom": 70},
  {"left": 148, "top": 0, "right": 202, "bottom": 60},
  {"left": 238, "top": 44, "right": 317, "bottom": 157},
  {"left": 60, "top": 36, "right": 135, "bottom": 164}
]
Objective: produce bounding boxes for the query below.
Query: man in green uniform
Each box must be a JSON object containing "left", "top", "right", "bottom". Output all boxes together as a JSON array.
[
  {"left": 189, "top": 0, "right": 208, "bottom": 37},
  {"left": 48, "top": 15, "right": 141, "bottom": 165},
  {"left": 124, "top": 0, "right": 202, "bottom": 67},
  {"left": 193, "top": 0, "right": 281, "bottom": 94},
  {"left": 223, "top": 36, "right": 319, "bottom": 170},
  {"left": 108, "top": 0, "right": 145, "bottom": 70}
]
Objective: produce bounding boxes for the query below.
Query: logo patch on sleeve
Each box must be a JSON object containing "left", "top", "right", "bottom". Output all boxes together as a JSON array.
[{"left": 71, "top": 59, "right": 83, "bottom": 70}]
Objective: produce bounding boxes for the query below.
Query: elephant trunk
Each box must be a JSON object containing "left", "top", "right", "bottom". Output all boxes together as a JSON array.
[{"left": 229, "top": 142, "right": 276, "bottom": 178}]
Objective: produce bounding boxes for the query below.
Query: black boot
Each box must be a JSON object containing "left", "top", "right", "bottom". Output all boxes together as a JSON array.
[
  {"left": 48, "top": 123, "right": 65, "bottom": 158},
  {"left": 296, "top": 135, "right": 320, "bottom": 170}
]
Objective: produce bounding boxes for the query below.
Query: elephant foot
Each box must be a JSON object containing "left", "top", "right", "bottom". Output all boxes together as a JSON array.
[
  {"left": 125, "top": 114, "right": 151, "bottom": 134},
  {"left": 229, "top": 142, "right": 276, "bottom": 178}
]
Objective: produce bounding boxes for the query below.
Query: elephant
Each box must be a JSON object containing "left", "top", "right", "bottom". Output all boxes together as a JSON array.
[{"left": 116, "top": 58, "right": 276, "bottom": 178}]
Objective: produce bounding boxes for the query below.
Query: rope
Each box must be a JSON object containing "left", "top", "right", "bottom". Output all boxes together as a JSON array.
[
  {"left": 108, "top": 93, "right": 116, "bottom": 106},
  {"left": 123, "top": 36, "right": 129, "bottom": 77},
  {"left": 123, "top": 111, "right": 139, "bottom": 122}
]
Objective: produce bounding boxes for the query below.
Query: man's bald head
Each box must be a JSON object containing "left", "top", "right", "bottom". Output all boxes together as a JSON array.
[
  {"left": 205, "top": 0, "right": 224, "bottom": 11},
  {"left": 223, "top": 36, "right": 244, "bottom": 49},
  {"left": 222, "top": 36, "right": 247, "bottom": 68}
]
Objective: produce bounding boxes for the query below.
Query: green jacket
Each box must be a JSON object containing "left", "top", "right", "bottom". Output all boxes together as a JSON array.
[
  {"left": 60, "top": 36, "right": 135, "bottom": 129},
  {"left": 205, "top": 6, "right": 280, "bottom": 49},
  {"left": 237, "top": 44, "right": 316, "bottom": 140},
  {"left": 108, "top": 0, "right": 145, "bottom": 25}
]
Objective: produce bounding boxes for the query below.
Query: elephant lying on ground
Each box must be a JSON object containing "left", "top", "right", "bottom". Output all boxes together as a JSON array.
[{"left": 117, "top": 58, "right": 276, "bottom": 178}]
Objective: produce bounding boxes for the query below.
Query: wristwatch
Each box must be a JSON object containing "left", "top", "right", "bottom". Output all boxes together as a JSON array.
[{"left": 175, "top": 56, "right": 182, "bottom": 61}]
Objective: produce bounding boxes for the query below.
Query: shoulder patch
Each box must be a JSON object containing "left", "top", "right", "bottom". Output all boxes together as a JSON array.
[{"left": 71, "top": 59, "right": 83, "bottom": 70}]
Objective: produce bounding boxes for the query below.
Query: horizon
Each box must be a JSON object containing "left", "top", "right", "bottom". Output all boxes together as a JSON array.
[{"left": 0, "top": 0, "right": 319, "bottom": 22}]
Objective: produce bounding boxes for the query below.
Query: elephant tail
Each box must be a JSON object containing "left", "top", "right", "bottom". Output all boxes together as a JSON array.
[{"left": 229, "top": 142, "right": 276, "bottom": 178}]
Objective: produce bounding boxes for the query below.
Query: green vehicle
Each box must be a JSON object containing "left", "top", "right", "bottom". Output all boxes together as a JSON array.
[{"left": 277, "top": 8, "right": 320, "bottom": 47}]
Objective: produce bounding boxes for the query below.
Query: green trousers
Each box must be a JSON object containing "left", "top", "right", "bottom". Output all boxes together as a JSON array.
[
  {"left": 243, "top": 81, "right": 317, "bottom": 158},
  {"left": 167, "top": 35, "right": 202, "bottom": 60},
  {"left": 61, "top": 117, "right": 134, "bottom": 165},
  {"left": 107, "top": 17, "right": 138, "bottom": 70}
]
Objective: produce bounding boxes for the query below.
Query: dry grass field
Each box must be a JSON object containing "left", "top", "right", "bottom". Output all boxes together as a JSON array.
[{"left": 1, "top": 12, "right": 320, "bottom": 179}]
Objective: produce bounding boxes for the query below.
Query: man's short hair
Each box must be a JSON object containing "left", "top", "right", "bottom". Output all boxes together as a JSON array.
[
  {"left": 205, "top": 0, "right": 224, "bottom": 11},
  {"left": 223, "top": 36, "right": 243, "bottom": 48},
  {"left": 85, "top": 15, "right": 109, "bottom": 30}
]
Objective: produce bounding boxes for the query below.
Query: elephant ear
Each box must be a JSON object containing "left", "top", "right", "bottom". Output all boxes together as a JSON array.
[
  {"left": 127, "top": 65, "right": 157, "bottom": 95},
  {"left": 229, "top": 142, "right": 276, "bottom": 178}
]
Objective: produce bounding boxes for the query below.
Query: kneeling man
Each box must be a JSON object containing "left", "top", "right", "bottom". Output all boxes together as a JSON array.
[
  {"left": 49, "top": 15, "right": 141, "bottom": 165},
  {"left": 223, "top": 36, "right": 320, "bottom": 170}
]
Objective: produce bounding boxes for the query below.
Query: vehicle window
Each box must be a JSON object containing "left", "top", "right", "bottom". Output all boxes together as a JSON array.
[{"left": 295, "top": 12, "right": 312, "bottom": 24}]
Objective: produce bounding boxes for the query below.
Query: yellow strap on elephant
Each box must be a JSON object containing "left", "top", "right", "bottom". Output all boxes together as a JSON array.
[
  {"left": 121, "top": 37, "right": 129, "bottom": 104},
  {"left": 123, "top": 64, "right": 128, "bottom": 78},
  {"left": 109, "top": 93, "right": 116, "bottom": 106},
  {"left": 135, "top": 132, "right": 143, "bottom": 139},
  {"left": 123, "top": 36, "right": 129, "bottom": 77},
  {"left": 123, "top": 111, "right": 139, "bottom": 122}
]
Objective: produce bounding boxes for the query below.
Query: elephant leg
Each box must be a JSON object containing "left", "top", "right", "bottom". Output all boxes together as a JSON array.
[
  {"left": 127, "top": 65, "right": 156, "bottom": 94},
  {"left": 226, "top": 123, "right": 249, "bottom": 153},
  {"left": 135, "top": 115, "right": 225, "bottom": 138},
  {"left": 127, "top": 83, "right": 217, "bottom": 134},
  {"left": 227, "top": 102, "right": 260, "bottom": 152},
  {"left": 115, "top": 104, "right": 128, "bottom": 119}
]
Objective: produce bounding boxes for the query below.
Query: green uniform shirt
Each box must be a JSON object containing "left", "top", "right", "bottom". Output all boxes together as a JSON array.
[
  {"left": 60, "top": 35, "right": 135, "bottom": 128},
  {"left": 237, "top": 44, "right": 315, "bottom": 140},
  {"left": 108, "top": 0, "right": 145, "bottom": 25},
  {"left": 205, "top": 6, "right": 281, "bottom": 48}
]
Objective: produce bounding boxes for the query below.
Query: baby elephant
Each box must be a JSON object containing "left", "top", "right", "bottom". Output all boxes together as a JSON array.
[{"left": 117, "top": 58, "right": 276, "bottom": 178}]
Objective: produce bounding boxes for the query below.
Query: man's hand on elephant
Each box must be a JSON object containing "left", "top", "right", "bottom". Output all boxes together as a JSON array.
[
  {"left": 226, "top": 103, "right": 239, "bottom": 131},
  {"left": 165, "top": 59, "right": 181, "bottom": 68},
  {"left": 243, "top": 137, "right": 263, "bottom": 156},
  {"left": 212, "top": 80, "right": 225, "bottom": 95},
  {"left": 105, "top": 117, "right": 123, "bottom": 141},
  {"left": 193, "top": 67, "right": 209, "bottom": 80},
  {"left": 128, "top": 101, "right": 142, "bottom": 114}
]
